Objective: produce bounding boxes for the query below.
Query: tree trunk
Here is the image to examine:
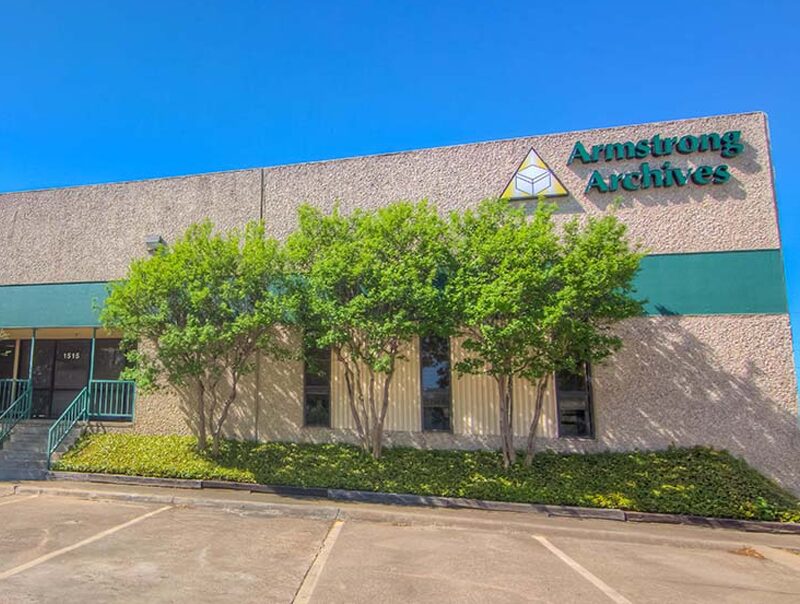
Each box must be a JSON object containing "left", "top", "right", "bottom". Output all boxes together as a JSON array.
[
  {"left": 496, "top": 375, "right": 516, "bottom": 468},
  {"left": 371, "top": 368, "right": 395, "bottom": 459},
  {"left": 353, "top": 357, "right": 373, "bottom": 452},
  {"left": 211, "top": 374, "right": 239, "bottom": 458},
  {"left": 197, "top": 380, "right": 207, "bottom": 451},
  {"left": 338, "top": 349, "right": 368, "bottom": 451},
  {"left": 524, "top": 375, "right": 549, "bottom": 466}
]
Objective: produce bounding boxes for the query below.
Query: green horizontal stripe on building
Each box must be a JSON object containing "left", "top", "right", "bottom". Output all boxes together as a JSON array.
[
  {"left": 0, "top": 281, "right": 108, "bottom": 328},
  {"left": 633, "top": 249, "right": 788, "bottom": 315},
  {"left": 0, "top": 249, "right": 788, "bottom": 327}
]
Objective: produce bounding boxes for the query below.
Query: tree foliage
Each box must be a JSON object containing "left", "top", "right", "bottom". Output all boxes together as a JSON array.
[
  {"left": 103, "top": 197, "right": 643, "bottom": 468},
  {"left": 102, "top": 220, "right": 296, "bottom": 454},
  {"left": 287, "top": 201, "right": 453, "bottom": 458},
  {"left": 448, "top": 199, "right": 644, "bottom": 467}
]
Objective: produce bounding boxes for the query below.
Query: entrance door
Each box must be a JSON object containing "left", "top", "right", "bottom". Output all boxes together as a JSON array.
[
  {"left": 51, "top": 340, "right": 91, "bottom": 417},
  {"left": 19, "top": 339, "right": 91, "bottom": 419}
]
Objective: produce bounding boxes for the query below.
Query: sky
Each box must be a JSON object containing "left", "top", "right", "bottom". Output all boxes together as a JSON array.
[{"left": 0, "top": 1, "right": 798, "bottom": 372}]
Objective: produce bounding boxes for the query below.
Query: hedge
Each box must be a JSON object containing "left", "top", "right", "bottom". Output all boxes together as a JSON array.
[{"left": 54, "top": 433, "right": 800, "bottom": 523}]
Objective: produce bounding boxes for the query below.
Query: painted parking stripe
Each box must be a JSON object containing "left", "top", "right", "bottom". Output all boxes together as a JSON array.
[
  {"left": 0, "top": 505, "right": 171, "bottom": 581},
  {"left": 534, "top": 535, "right": 633, "bottom": 604},
  {"left": 0, "top": 495, "right": 38, "bottom": 507},
  {"left": 293, "top": 519, "right": 345, "bottom": 604}
]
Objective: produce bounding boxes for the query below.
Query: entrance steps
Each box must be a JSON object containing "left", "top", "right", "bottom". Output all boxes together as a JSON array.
[{"left": 0, "top": 420, "right": 83, "bottom": 481}]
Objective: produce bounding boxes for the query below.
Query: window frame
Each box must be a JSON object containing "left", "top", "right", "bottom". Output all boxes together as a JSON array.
[
  {"left": 555, "top": 363, "right": 595, "bottom": 439},
  {"left": 303, "top": 347, "right": 332, "bottom": 429},
  {"left": 419, "top": 334, "right": 453, "bottom": 433}
]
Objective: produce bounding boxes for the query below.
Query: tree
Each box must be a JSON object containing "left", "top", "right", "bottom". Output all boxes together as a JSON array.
[
  {"left": 102, "top": 220, "right": 296, "bottom": 455},
  {"left": 448, "top": 199, "right": 643, "bottom": 467},
  {"left": 288, "top": 201, "right": 453, "bottom": 458}
]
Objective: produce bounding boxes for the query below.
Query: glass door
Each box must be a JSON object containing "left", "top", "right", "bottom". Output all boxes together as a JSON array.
[
  {"left": 18, "top": 339, "right": 91, "bottom": 419},
  {"left": 28, "top": 339, "right": 55, "bottom": 418},
  {"left": 51, "top": 340, "right": 91, "bottom": 417}
]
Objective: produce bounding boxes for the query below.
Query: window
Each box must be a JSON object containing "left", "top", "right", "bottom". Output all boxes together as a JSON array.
[
  {"left": 420, "top": 335, "right": 452, "bottom": 432},
  {"left": 0, "top": 340, "right": 15, "bottom": 379},
  {"left": 556, "top": 364, "right": 594, "bottom": 438},
  {"left": 304, "top": 348, "right": 331, "bottom": 427},
  {"left": 93, "top": 339, "right": 126, "bottom": 380}
]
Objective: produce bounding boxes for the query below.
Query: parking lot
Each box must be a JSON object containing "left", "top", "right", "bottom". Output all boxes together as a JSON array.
[{"left": 1, "top": 486, "right": 800, "bottom": 603}]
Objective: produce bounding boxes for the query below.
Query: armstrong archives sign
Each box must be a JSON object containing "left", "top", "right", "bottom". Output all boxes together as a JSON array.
[{"left": 568, "top": 130, "right": 744, "bottom": 194}]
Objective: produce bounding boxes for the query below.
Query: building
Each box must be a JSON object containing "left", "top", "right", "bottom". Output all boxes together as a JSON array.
[{"left": 0, "top": 112, "right": 797, "bottom": 492}]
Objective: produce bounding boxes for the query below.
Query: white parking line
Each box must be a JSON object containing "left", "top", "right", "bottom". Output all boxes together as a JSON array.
[
  {"left": 293, "top": 519, "right": 345, "bottom": 604},
  {"left": 0, "top": 495, "right": 38, "bottom": 507},
  {"left": 534, "top": 535, "right": 633, "bottom": 604},
  {"left": 0, "top": 505, "right": 171, "bottom": 581}
]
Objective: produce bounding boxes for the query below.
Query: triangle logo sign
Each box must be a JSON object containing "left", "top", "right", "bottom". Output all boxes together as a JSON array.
[{"left": 500, "top": 148, "right": 568, "bottom": 200}]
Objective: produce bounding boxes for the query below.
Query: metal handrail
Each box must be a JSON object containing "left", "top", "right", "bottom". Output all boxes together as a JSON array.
[
  {"left": 0, "top": 381, "right": 32, "bottom": 446},
  {"left": 0, "top": 379, "right": 30, "bottom": 412},
  {"left": 89, "top": 380, "right": 136, "bottom": 420},
  {"left": 47, "top": 386, "right": 89, "bottom": 468}
]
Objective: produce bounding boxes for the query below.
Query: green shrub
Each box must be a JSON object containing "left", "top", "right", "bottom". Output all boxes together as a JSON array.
[{"left": 55, "top": 434, "right": 800, "bottom": 522}]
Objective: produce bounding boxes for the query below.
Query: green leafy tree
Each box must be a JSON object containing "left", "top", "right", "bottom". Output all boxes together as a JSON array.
[
  {"left": 448, "top": 199, "right": 643, "bottom": 467},
  {"left": 102, "top": 220, "right": 296, "bottom": 455},
  {"left": 288, "top": 201, "right": 453, "bottom": 458}
]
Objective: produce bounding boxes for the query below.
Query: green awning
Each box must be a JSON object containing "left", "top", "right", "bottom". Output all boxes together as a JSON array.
[{"left": 0, "top": 282, "right": 109, "bottom": 328}]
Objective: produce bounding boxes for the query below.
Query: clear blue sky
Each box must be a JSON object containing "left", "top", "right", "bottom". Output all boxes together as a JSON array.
[{"left": 1, "top": 1, "right": 798, "bottom": 372}]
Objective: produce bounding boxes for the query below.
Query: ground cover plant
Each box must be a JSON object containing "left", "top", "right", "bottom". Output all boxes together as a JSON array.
[{"left": 55, "top": 433, "right": 800, "bottom": 523}]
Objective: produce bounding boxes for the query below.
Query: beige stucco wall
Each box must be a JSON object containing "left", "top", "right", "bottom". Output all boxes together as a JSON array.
[
  {"left": 0, "top": 112, "right": 782, "bottom": 285},
  {"left": 0, "top": 170, "right": 261, "bottom": 284},
  {"left": 261, "top": 112, "right": 780, "bottom": 256},
  {"left": 591, "top": 315, "right": 799, "bottom": 492}
]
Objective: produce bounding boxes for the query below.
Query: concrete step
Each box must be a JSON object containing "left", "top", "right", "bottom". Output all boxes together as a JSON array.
[
  {"left": 0, "top": 447, "right": 48, "bottom": 456},
  {"left": 10, "top": 424, "right": 51, "bottom": 430},
  {"left": 0, "top": 453, "right": 48, "bottom": 463},
  {"left": 1, "top": 445, "right": 75, "bottom": 458},
  {"left": 6, "top": 435, "right": 48, "bottom": 443},
  {"left": 5, "top": 436, "right": 48, "bottom": 444},
  {"left": 3, "top": 444, "right": 48, "bottom": 452},
  {"left": 0, "top": 468, "right": 47, "bottom": 481},
  {"left": 2, "top": 445, "right": 47, "bottom": 454},
  {"left": 6, "top": 432, "right": 47, "bottom": 443},
  {"left": 8, "top": 432, "right": 47, "bottom": 443},
  {"left": 0, "top": 421, "right": 82, "bottom": 479},
  {"left": 0, "top": 459, "right": 49, "bottom": 468},
  {"left": 11, "top": 424, "right": 53, "bottom": 431},
  {"left": 8, "top": 431, "right": 51, "bottom": 439}
]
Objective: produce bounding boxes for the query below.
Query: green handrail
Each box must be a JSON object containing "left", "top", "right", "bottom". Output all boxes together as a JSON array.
[
  {"left": 0, "top": 381, "right": 32, "bottom": 447},
  {"left": 47, "top": 386, "right": 89, "bottom": 468},
  {"left": 0, "top": 379, "right": 30, "bottom": 412},
  {"left": 89, "top": 380, "right": 136, "bottom": 420}
]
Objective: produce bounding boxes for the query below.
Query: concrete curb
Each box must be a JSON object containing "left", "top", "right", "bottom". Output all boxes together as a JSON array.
[
  {"left": 42, "top": 471, "right": 800, "bottom": 535},
  {"left": 13, "top": 484, "right": 341, "bottom": 522}
]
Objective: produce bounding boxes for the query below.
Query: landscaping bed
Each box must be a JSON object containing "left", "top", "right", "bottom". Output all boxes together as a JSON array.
[{"left": 54, "top": 433, "right": 800, "bottom": 523}]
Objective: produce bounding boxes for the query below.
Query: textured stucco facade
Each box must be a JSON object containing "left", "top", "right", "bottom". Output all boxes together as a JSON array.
[
  {"left": 0, "top": 112, "right": 782, "bottom": 285},
  {"left": 1, "top": 111, "right": 798, "bottom": 493}
]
